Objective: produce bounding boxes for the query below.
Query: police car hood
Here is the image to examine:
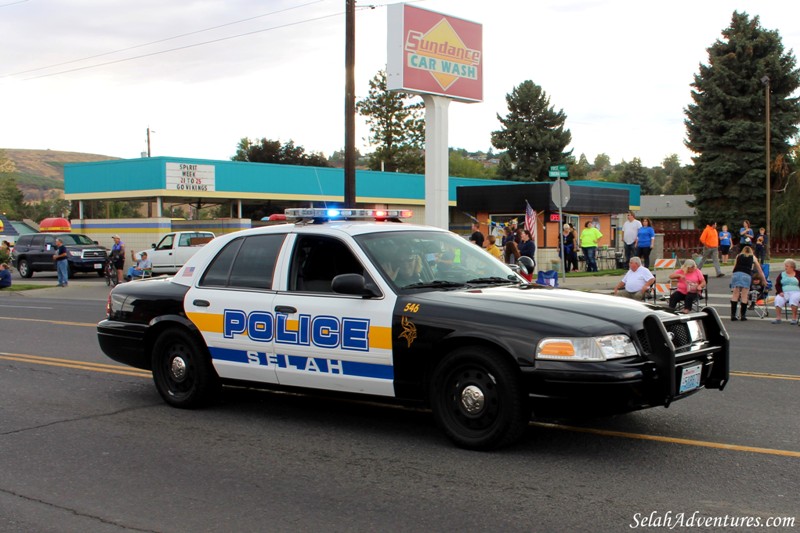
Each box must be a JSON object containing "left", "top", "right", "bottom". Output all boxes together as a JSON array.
[{"left": 411, "top": 285, "right": 669, "bottom": 334}]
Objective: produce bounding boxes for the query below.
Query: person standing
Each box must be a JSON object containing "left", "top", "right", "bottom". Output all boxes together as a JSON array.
[
  {"left": 110, "top": 235, "right": 126, "bottom": 284},
  {"left": 53, "top": 237, "right": 69, "bottom": 287},
  {"left": 635, "top": 217, "right": 655, "bottom": 269},
  {"left": 697, "top": 222, "right": 724, "bottom": 278},
  {"left": 468, "top": 223, "right": 484, "bottom": 248},
  {"left": 755, "top": 227, "right": 768, "bottom": 264},
  {"left": 730, "top": 245, "right": 767, "bottom": 321},
  {"left": 580, "top": 221, "right": 603, "bottom": 272},
  {"left": 561, "top": 223, "right": 579, "bottom": 272},
  {"left": 518, "top": 229, "right": 535, "bottom": 260},
  {"left": 621, "top": 211, "right": 642, "bottom": 264},
  {"left": 718, "top": 224, "right": 732, "bottom": 263},
  {"left": 739, "top": 220, "right": 754, "bottom": 251}
]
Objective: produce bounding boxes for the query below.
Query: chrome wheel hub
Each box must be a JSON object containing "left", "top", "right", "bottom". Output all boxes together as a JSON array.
[
  {"left": 170, "top": 356, "right": 188, "bottom": 382},
  {"left": 460, "top": 385, "right": 485, "bottom": 414}
]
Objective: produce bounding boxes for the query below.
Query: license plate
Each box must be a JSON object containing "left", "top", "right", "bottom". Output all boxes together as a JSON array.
[
  {"left": 94, "top": 263, "right": 103, "bottom": 269},
  {"left": 679, "top": 364, "right": 702, "bottom": 394}
]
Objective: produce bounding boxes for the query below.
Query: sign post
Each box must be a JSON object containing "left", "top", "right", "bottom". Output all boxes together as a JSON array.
[{"left": 550, "top": 165, "right": 570, "bottom": 280}]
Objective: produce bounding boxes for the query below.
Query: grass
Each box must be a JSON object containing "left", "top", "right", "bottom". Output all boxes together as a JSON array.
[{"left": 0, "top": 284, "right": 52, "bottom": 291}]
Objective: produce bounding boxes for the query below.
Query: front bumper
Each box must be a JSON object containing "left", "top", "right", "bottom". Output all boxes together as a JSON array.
[{"left": 522, "top": 308, "right": 730, "bottom": 415}]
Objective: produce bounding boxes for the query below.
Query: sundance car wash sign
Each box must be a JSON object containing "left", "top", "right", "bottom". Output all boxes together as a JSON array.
[
  {"left": 166, "top": 162, "right": 215, "bottom": 192},
  {"left": 387, "top": 4, "right": 482, "bottom": 102}
]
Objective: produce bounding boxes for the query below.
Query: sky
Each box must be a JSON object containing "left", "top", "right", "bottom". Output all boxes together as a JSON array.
[{"left": 1, "top": 0, "right": 799, "bottom": 169}]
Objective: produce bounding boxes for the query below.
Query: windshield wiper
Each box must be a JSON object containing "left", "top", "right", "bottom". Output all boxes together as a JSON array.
[
  {"left": 401, "top": 280, "right": 466, "bottom": 290},
  {"left": 465, "top": 276, "right": 519, "bottom": 285}
]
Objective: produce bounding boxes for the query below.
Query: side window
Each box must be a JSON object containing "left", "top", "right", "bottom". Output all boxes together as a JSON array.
[
  {"left": 199, "top": 234, "right": 285, "bottom": 289},
  {"left": 179, "top": 234, "right": 192, "bottom": 247},
  {"left": 228, "top": 234, "right": 285, "bottom": 289},
  {"left": 31, "top": 235, "right": 44, "bottom": 247},
  {"left": 156, "top": 235, "right": 174, "bottom": 250},
  {"left": 289, "top": 235, "right": 364, "bottom": 293},
  {"left": 44, "top": 236, "right": 56, "bottom": 249}
]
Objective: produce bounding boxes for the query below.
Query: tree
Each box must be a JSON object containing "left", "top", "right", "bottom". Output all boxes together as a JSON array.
[
  {"left": 357, "top": 70, "right": 425, "bottom": 173},
  {"left": 491, "top": 80, "right": 572, "bottom": 181},
  {"left": 232, "top": 138, "right": 331, "bottom": 167},
  {"left": 593, "top": 153, "right": 611, "bottom": 173},
  {"left": 0, "top": 176, "right": 25, "bottom": 219},
  {"left": 685, "top": 11, "right": 800, "bottom": 227},
  {"left": 448, "top": 150, "right": 496, "bottom": 179}
]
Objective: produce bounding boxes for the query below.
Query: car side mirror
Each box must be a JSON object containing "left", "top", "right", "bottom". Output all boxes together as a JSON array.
[
  {"left": 331, "top": 273, "right": 381, "bottom": 298},
  {"left": 151, "top": 244, "right": 156, "bottom": 248},
  {"left": 93, "top": 241, "right": 99, "bottom": 245}
]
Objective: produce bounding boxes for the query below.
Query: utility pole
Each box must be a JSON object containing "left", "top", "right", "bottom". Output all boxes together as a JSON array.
[
  {"left": 344, "top": 0, "right": 356, "bottom": 207},
  {"left": 147, "top": 127, "right": 153, "bottom": 158},
  {"left": 761, "top": 75, "right": 770, "bottom": 258}
]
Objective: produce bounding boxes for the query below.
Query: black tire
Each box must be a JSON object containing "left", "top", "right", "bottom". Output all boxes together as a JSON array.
[
  {"left": 17, "top": 259, "right": 33, "bottom": 278},
  {"left": 151, "top": 328, "right": 220, "bottom": 408},
  {"left": 430, "top": 346, "right": 529, "bottom": 450}
]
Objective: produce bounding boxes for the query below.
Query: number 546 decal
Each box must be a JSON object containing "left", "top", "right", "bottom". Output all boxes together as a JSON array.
[{"left": 403, "top": 302, "right": 420, "bottom": 313}]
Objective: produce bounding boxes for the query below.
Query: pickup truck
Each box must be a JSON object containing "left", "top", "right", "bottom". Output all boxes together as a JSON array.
[{"left": 141, "top": 231, "right": 214, "bottom": 274}]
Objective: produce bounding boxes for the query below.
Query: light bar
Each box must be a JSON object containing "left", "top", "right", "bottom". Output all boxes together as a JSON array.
[{"left": 285, "top": 208, "right": 412, "bottom": 220}]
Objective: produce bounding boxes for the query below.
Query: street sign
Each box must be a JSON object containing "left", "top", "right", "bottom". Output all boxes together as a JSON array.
[
  {"left": 550, "top": 179, "right": 570, "bottom": 208},
  {"left": 548, "top": 164, "right": 569, "bottom": 178}
]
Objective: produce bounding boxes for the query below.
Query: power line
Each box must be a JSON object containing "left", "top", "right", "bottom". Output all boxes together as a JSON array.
[{"left": 4, "top": 0, "right": 327, "bottom": 78}]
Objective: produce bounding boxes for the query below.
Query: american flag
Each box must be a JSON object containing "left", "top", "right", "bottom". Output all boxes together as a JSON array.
[{"left": 524, "top": 200, "right": 536, "bottom": 244}]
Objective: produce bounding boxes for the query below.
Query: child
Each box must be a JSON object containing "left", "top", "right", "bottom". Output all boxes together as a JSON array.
[{"left": 755, "top": 227, "right": 768, "bottom": 264}]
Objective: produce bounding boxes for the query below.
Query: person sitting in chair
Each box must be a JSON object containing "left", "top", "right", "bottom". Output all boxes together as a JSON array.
[
  {"left": 667, "top": 259, "right": 706, "bottom": 313},
  {"left": 125, "top": 251, "right": 153, "bottom": 281},
  {"left": 613, "top": 257, "right": 654, "bottom": 301}
]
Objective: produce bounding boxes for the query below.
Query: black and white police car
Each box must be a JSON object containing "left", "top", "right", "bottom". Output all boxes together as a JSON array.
[{"left": 97, "top": 208, "right": 730, "bottom": 450}]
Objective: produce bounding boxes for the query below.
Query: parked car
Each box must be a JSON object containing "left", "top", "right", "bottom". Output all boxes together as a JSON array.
[
  {"left": 141, "top": 231, "right": 215, "bottom": 274},
  {"left": 97, "top": 209, "right": 730, "bottom": 450},
  {"left": 11, "top": 233, "right": 108, "bottom": 278}
]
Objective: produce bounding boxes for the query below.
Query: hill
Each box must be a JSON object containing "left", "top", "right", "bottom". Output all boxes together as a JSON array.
[{"left": 1, "top": 148, "right": 119, "bottom": 202}]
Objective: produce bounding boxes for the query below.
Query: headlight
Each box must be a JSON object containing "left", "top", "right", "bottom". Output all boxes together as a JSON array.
[{"left": 536, "top": 335, "right": 638, "bottom": 361}]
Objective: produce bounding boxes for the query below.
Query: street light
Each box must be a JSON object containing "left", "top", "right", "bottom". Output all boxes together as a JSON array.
[{"left": 761, "top": 75, "right": 770, "bottom": 257}]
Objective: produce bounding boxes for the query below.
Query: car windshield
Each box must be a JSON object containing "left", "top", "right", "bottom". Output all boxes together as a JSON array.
[
  {"left": 61, "top": 234, "right": 95, "bottom": 245},
  {"left": 355, "top": 230, "right": 518, "bottom": 290}
]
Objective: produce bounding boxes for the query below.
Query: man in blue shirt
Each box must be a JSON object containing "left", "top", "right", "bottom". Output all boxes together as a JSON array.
[{"left": 52, "top": 238, "right": 69, "bottom": 287}]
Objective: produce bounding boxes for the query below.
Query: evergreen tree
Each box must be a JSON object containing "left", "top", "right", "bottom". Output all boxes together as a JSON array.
[
  {"left": 685, "top": 11, "right": 800, "bottom": 227},
  {"left": 357, "top": 70, "right": 424, "bottom": 173},
  {"left": 491, "top": 80, "right": 572, "bottom": 181}
]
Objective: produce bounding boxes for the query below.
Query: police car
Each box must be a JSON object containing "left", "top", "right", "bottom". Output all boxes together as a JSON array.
[{"left": 97, "top": 208, "right": 730, "bottom": 450}]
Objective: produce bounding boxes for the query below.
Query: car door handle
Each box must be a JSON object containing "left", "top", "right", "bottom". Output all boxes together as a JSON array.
[
  {"left": 274, "top": 305, "right": 297, "bottom": 314},
  {"left": 193, "top": 299, "right": 210, "bottom": 307}
]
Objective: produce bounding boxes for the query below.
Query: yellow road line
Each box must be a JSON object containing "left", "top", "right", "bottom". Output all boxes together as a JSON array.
[
  {"left": 0, "top": 316, "right": 97, "bottom": 328},
  {"left": 0, "top": 352, "right": 150, "bottom": 378},
  {"left": 530, "top": 421, "right": 800, "bottom": 458},
  {"left": 731, "top": 370, "right": 800, "bottom": 381}
]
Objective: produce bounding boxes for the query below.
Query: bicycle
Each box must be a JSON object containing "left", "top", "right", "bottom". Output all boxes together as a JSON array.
[{"left": 104, "top": 258, "right": 118, "bottom": 287}]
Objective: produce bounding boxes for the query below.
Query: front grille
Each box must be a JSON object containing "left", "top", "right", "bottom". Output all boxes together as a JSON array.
[
  {"left": 82, "top": 249, "right": 107, "bottom": 259},
  {"left": 637, "top": 321, "right": 697, "bottom": 356},
  {"left": 666, "top": 322, "right": 691, "bottom": 349}
]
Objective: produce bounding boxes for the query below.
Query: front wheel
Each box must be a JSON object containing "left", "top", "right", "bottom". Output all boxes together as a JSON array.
[
  {"left": 152, "top": 328, "right": 220, "bottom": 408},
  {"left": 17, "top": 259, "right": 33, "bottom": 278},
  {"left": 430, "top": 347, "right": 529, "bottom": 450}
]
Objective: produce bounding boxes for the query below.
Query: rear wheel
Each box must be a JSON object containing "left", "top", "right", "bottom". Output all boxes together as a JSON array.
[
  {"left": 152, "top": 328, "right": 220, "bottom": 408},
  {"left": 17, "top": 259, "right": 33, "bottom": 278},
  {"left": 430, "top": 346, "right": 529, "bottom": 450}
]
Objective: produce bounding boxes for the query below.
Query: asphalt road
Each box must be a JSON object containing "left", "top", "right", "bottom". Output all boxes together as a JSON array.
[{"left": 1, "top": 274, "right": 798, "bottom": 532}]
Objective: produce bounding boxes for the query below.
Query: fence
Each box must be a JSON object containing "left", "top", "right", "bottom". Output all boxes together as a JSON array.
[{"left": 662, "top": 230, "right": 800, "bottom": 258}]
